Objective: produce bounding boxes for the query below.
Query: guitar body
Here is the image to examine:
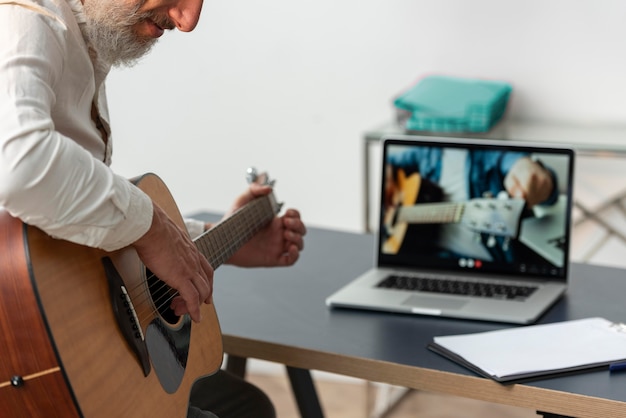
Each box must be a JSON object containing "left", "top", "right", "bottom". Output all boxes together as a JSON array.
[
  {"left": 0, "top": 173, "right": 223, "bottom": 417},
  {"left": 0, "top": 212, "right": 79, "bottom": 418},
  {"left": 383, "top": 170, "right": 443, "bottom": 255}
]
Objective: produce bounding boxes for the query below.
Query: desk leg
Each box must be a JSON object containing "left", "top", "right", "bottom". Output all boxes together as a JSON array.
[
  {"left": 536, "top": 411, "right": 574, "bottom": 418},
  {"left": 286, "top": 366, "right": 325, "bottom": 418},
  {"left": 363, "top": 133, "right": 371, "bottom": 233}
]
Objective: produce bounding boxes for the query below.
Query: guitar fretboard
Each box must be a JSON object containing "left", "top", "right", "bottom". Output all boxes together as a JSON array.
[
  {"left": 193, "top": 195, "right": 280, "bottom": 268},
  {"left": 398, "top": 202, "right": 464, "bottom": 224}
]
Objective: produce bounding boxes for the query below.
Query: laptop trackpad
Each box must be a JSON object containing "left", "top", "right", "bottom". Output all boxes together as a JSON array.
[{"left": 402, "top": 295, "right": 467, "bottom": 311}]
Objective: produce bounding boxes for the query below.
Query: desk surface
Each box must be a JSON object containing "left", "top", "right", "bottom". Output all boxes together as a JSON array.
[{"left": 193, "top": 213, "right": 626, "bottom": 418}]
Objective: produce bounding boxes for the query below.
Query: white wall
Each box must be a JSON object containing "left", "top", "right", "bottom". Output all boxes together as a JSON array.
[{"left": 107, "top": 0, "right": 626, "bottom": 233}]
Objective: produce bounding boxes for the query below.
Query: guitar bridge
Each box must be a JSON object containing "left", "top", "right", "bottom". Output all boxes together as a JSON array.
[{"left": 102, "top": 256, "right": 151, "bottom": 377}]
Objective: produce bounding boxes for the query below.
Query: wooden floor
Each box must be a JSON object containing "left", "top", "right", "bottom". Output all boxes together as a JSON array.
[{"left": 247, "top": 371, "right": 537, "bottom": 418}]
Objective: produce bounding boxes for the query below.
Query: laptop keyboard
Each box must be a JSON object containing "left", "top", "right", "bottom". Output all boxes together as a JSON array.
[{"left": 376, "top": 274, "right": 538, "bottom": 301}]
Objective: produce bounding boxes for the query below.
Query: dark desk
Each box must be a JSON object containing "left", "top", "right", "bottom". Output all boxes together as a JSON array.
[{"left": 193, "top": 213, "right": 626, "bottom": 418}]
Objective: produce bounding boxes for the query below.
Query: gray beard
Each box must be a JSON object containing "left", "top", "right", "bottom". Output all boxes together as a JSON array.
[{"left": 82, "top": 0, "right": 158, "bottom": 68}]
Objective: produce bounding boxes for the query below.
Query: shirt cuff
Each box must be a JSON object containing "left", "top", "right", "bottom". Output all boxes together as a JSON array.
[
  {"left": 184, "top": 217, "right": 206, "bottom": 240},
  {"left": 91, "top": 178, "right": 153, "bottom": 251}
]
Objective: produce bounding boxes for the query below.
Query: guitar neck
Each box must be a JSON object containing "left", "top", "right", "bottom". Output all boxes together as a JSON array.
[
  {"left": 193, "top": 194, "right": 280, "bottom": 268},
  {"left": 397, "top": 202, "right": 464, "bottom": 225}
]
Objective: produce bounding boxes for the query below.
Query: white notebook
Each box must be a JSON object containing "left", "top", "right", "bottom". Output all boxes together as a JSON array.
[{"left": 428, "top": 317, "right": 626, "bottom": 383}]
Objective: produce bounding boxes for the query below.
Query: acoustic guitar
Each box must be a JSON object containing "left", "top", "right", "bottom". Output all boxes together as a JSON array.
[
  {"left": 383, "top": 169, "right": 525, "bottom": 254},
  {"left": 0, "top": 170, "right": 281, "bottom": 417}
]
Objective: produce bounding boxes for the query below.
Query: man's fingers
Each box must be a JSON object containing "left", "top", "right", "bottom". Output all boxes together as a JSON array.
[
  {"left": 282, "top": 244, "right": 300, "bottom": 266},
  {"left": 504, "top": 175, "right": 525, "bottom": 199},
  {"left": 170, "top": 268, "right": 213, "bottom": 322},
  {"left": 175, "top": 283, "right": 202, "bottom": 322},
  {"left": 192, "top": 271, "right": 212, "bottom": 305}
]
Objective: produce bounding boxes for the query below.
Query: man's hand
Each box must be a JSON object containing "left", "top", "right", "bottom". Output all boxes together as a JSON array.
[
  {"left": 133, "top": 203, "right": 214, "bottom": 322},
  {"left": 504, "top": 157, "right": 554, "bottom": 208},
  {"left": 222, "top": 182, "right": 306, "bottom": 268}
]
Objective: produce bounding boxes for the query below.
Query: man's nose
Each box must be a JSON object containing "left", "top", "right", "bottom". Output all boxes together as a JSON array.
[{"left": 168, "top": 0, "right": 203, "bottom": 32}]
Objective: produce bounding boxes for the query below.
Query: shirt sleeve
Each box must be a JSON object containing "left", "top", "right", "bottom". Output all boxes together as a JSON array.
[
  {"left": 184, "top": 218, "right": 206, "bottom": 240},
  {"left": 0, "top": 3, "right": 152, "bottom": 251}
]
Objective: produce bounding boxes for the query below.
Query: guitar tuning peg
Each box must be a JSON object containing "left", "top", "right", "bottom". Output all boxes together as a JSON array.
[
  {"left": 497, "top": 190, "right": 509, "bottom": 200},
  {"left": 246, "top": 167, "right": 276, "bottom": 187},
  {"left": 502, "top": 237, "right": 510, "bottom": 251},
  {"left": 260, "top": 172, "right": 274, "bottom": 187},
  {"left": 246, "top": 167, "right": 258, "bottom": 184},
  {"left": 487, "top": 234, "right": 496, "bottom": 248}
]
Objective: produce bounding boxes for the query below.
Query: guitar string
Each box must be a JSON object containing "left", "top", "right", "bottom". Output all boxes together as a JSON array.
[
  {"left": 132, "top": 229, "right": 253, "bottom": 325},
  {"left": 141, "top": 221, "right": 267, "bottom": 323},
  {"left": 126, "top": 198, "right": 273, "bottom": 326},
  {"left": 134, "top": 219, "right": 261, "bottom": 324},
  {"left": 136, "top": 230, "right": 254, "bottom": 324}
]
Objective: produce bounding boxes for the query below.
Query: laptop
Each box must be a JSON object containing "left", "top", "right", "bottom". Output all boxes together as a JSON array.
[{"left": 326, "top": 135, "right": 575, "bottom": 324}]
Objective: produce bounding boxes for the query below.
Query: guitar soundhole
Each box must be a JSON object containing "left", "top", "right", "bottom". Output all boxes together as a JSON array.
[{"left": 146, "top": 268, "right": 179, "bottom": 325}]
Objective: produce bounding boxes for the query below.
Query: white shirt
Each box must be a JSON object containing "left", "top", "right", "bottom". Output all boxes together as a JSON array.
[{"left": 0, "top": 0, "right": 154, "bottom": 251}]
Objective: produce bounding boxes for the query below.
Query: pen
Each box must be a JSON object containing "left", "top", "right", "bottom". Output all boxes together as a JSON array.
[{"left": 609, "top": 362, "right": 626, "bottom": 373}]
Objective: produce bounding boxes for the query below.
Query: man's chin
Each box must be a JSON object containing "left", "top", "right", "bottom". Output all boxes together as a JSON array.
[
  {"left": 84, "top": 19, "right": 159, "bottom": 68},
  {"left": 103, "top": 39, "right": 158, "bottom": 68}
]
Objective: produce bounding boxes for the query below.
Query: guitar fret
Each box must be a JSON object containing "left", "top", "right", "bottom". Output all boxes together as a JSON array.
[
  {"left": 194, "top": 196, "right": 277, "bottom": 268},
  {"left": 399, "top": 202, "right": 462, "bottom": 224},
  {"left": 392, "top": 196, "right": 524, "bottom": 239}
]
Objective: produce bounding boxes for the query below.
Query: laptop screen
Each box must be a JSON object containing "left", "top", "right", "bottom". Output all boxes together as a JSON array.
[{"left": 377, "top": 136, "right": 575, "bottom": 281}]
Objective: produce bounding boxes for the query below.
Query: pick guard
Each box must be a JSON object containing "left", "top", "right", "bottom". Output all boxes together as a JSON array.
[{"left": 145, "top": 317, "right": 191, "bottom": 394}]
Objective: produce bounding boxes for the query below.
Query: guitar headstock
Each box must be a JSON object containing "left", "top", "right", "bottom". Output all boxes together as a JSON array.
[
  {"left": 246, "top": 167, "right": 282, "bottom": 214},
  {"left": 461, "top": 197, "right": 525, "bottom": 238}
]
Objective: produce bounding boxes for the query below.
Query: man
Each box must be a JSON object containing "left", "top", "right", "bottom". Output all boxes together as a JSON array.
[{"left": 0, "top": 0, "right": 306, "bottom": 416}]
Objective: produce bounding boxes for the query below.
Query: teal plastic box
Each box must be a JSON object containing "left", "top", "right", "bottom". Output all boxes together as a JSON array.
[{"left": 394, "top": 75, "right": 512, "bottom": 133}]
